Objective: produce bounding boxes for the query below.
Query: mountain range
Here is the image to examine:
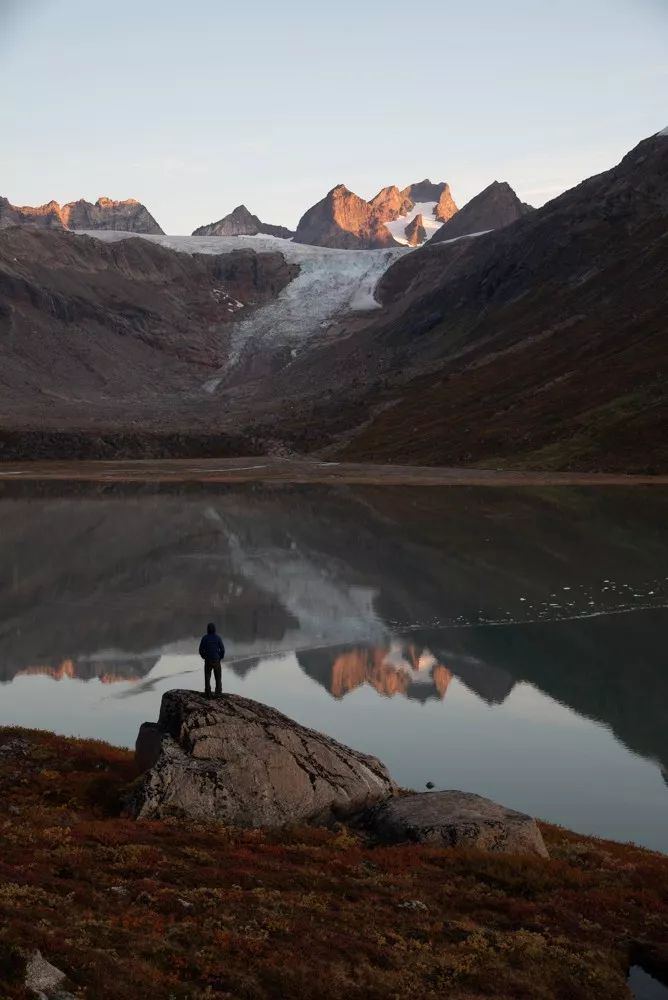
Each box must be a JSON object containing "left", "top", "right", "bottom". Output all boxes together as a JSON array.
[
  {"left": 0, "top": 176, "right": 529, "bottom": 249},
  {"left": 0, "top": 128, "right": 665, "bottom": 470},
  {"left": 0, "top": 196, "right": 164, "bottom": 234}
]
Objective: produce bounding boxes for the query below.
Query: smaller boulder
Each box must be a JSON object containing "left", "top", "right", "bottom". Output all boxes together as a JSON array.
[{"left": 371, "top": 790, "right": 548, "bottom": 857}]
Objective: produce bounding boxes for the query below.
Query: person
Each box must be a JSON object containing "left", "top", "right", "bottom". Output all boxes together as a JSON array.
[{"left": 198, "top": 622, "right": 225, "bottom": 698}]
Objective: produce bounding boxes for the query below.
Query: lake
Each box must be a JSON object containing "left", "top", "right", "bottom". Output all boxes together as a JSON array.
[{"left": 1, "top": 482, "right": 667, "bottom": 852}]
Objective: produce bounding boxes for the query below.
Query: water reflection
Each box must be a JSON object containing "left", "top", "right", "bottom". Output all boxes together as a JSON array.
[{"left": 1, "top": 483, "right": 667, "bottom": 848}]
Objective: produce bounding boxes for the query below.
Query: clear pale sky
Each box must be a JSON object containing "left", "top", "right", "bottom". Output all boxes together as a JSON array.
[{"left": 1, "top": 0, "right": 666, "bottom": 234}]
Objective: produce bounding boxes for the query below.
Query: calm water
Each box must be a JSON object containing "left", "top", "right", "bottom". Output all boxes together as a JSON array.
[{"left": 1, "top": 482, "right": 667, "bottom": 851}]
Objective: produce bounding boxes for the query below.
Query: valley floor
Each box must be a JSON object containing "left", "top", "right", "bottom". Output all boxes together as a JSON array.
[
  {"left": 1, "top": 457, "right": 668, "bottom": 487},
  {"left": 1, "top": 728, "right": 668, "bottom": 999}
]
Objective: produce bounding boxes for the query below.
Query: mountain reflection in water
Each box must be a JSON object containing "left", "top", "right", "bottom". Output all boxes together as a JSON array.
[{"left": 0, "top": 482, "right": 667, "bottom": 849}]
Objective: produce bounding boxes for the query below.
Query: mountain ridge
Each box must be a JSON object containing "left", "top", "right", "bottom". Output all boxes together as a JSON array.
[{"left": 0, "top": 195, "right": 164, "bottom": 234}]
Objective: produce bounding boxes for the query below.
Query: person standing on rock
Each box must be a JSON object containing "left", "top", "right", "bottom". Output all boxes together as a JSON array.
[{"left": 199, "top": 622, "right": 225, "bottom": 698}]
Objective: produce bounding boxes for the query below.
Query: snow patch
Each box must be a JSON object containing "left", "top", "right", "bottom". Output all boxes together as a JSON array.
[
  {"left": 384, "top": 201, "right": 444, "bottom": 246},
  {"left": 657, "top": 125, "right": 668, "bottom": 137}
]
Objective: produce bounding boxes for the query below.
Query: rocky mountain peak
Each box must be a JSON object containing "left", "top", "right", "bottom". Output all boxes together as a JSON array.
[
  {"left": 434, "top": 183, "right": 459, "bottom": 222},
  {"left": 405, "top": 214, "right": 427, "bottom": 247},
  {"left": 294, "top": 184, "right": 398, "bottom": 249},
  {"left": 192, "top": 204, "right": 294, "bottom": 239},
  {"left": 430, "top": 180, "right": 533, "bottom": 242},
  {"left": 403, "top": 179, "right": 450, "bottom": 203},
  {"left": 368, "top": 185, "right": 414, "bottom": 223},
  {"left": 0, "top": 195, "right": 164, "bottom": 234}
]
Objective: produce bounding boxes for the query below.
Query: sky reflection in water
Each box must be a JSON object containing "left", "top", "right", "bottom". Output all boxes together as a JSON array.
[{"left": 1, "top": 483, "right": 667, "bottom": 851}]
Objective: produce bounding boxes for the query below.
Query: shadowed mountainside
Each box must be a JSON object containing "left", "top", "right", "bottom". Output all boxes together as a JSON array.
[
  {"left": 0, "top": 228, "right": 297, "bottom": 453},
  {"left": 272, "top": 131, "right": 668, "bottom": 472}
]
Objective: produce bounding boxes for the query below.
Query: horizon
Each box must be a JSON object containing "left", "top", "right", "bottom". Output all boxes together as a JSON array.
[{"left": 1, "top": 0, "right": 666, "bottom": 234}]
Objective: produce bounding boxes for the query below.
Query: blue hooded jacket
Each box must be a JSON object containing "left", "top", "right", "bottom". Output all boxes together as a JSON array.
[{"left": 199, "top": 623, "right": 225, "bottom": 662}]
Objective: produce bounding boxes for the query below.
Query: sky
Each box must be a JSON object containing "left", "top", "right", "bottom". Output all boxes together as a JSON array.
[{"left": 0, "top": 0, "right": 666, "bottom": 234}]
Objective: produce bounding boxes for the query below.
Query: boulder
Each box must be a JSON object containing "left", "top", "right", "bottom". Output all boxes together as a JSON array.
[
  {"left": 370, "top": 790, "right": 548, "bottom": 857},
  {"left": 130, "top": 690, "right": 397, "bottom": 826}
]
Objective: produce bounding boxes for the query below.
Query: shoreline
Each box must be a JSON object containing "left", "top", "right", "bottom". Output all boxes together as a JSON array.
[{"left": 1, "top": 456, "right": 668, "bottom": 486}]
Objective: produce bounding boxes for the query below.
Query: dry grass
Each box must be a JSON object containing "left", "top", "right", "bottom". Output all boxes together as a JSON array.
[{"left": 1, "top": 727, "right": 667, "bottom": 999}]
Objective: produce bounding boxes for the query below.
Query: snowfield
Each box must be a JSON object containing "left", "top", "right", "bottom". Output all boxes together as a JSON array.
[
  {"left": 384, "top": 201, "right": 444, "bottom": 245},
  {"left": 81, "top": 231, "right": 409, "bottom": 385}
]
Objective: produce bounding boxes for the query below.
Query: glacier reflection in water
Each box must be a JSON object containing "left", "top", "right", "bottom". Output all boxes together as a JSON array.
[{"left": 0, "top": 482, "right": 667, "bottom": 851}]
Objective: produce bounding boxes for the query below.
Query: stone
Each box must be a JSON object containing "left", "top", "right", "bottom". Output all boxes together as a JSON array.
[
  {"left": 25, "top": 950, "right": 67, "bottom": 997},
  {"left": 135, "top": 721, "right": 163, "bottom": 773},
  {"left": 130, "top": 690, "right": 397, "bottom": 826},
  {"left": 371, "top": 791, "right": 548, "bottom": 857}
]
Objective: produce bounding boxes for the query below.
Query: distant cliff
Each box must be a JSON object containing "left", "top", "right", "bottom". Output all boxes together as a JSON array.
[
  {"left": 0, "top": 195, "right": 164, "bottom": 234},
  {"left": 193, "top": 204, "right": 294, "bottom": 239}
]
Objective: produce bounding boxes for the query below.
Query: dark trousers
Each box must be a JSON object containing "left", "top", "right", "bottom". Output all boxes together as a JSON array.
[{"left": 204, "top": 659, "right": 222, "bottom": 695}]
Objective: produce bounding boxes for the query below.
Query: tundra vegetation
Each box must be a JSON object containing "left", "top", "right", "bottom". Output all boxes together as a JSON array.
[{"left": 1, "top": 727, "right": 667, "bottom": 999}]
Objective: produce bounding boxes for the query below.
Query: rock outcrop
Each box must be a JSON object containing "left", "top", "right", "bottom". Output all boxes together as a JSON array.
[
  {"left": 405, "top": 214, "right": 426, "bottom": 246},
  {"left": 0, "top": 195, "right": 164, "bottom": 234},
  {"left": 0, "top": 196, "right": 65, "bottom": 229},
  {"left": 431, "top": 180, "right": 532, "bottom": 242},
  {"left": 403, "top": 179, "right": 450, "bottom": 203},
  {"left": 130, "top": 690, "right": 397, "bottom": 825},
  {"left": 295, "top": 179, "right": 458, "bottom": 249},
  {"left": 371, "top": 791, "right": 548, "bottom": 856},
  {"left": 368, "top": 185, "right": 414, "bottom": 223},
  {"left": 61, "top": 197, "right": 164, "bottom": 234},
  {"left": 192, "top": 204, "right": 294, "bottom": 239},
  {"left": 294, "top": 184, "right": 399, "bottom": 249},
  {"left": 433, "top": 184, "right": 459, "bottom": 222}
]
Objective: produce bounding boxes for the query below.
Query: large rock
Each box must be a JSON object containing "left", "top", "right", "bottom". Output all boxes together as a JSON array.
[
  {"left": 130, "top": 690, "right": 397, "bottom": 826},
  {"left": 371, "top": 791, "right": 548, "bottom": 857}
]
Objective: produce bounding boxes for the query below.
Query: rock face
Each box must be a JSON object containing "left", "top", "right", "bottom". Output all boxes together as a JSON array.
[
  {"left": 431, "top": 181, "right": 533, "bottom": 242},
  {"left": 405, "top": 214, "right": 427, "bottom": 247},
  {"left": 294, "top": 184, "right": 398, "bottom": 249},
  {"left": 130, "top": 690, "right": 397, "bottom": 825},
  {"left": 0, "top": 195, "right": 164, "bottom": 234},
  {"left": 371, "top": 791, "right": 548, "bottom": 857},
  {"left": 295, "top": 179, "right": 458, "bottom": 249},
  {"left": 0, "top": 196, "right": 65, "bottom": 229},
  {"left": 368, "top": 185, "right": 414, "bottom": 223},
  {"left": 433, "top": 184, "right": 459, "bottom": 222},
  {"left": 403, "top": 179, "right": 450, "bottom": 203},
  {"left": 193, "top": 204, "right": 294, "bottom": 239}
]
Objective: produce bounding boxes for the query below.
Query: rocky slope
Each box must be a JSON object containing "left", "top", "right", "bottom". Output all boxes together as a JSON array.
[
  {"left": 271, "top": 130, "right": 668, "bottom": 472},
  {"left": 0, "top": 227, "right": 296, "bottom": 447},
  {"left": 0, "top": 195, "right": 164, "bottom": 234},
  {"left": 431, "top": 180, "right": 533, "bottom": 241},
  {"left": 192, "top": 203, "right": 294, "bottom": 239}
]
